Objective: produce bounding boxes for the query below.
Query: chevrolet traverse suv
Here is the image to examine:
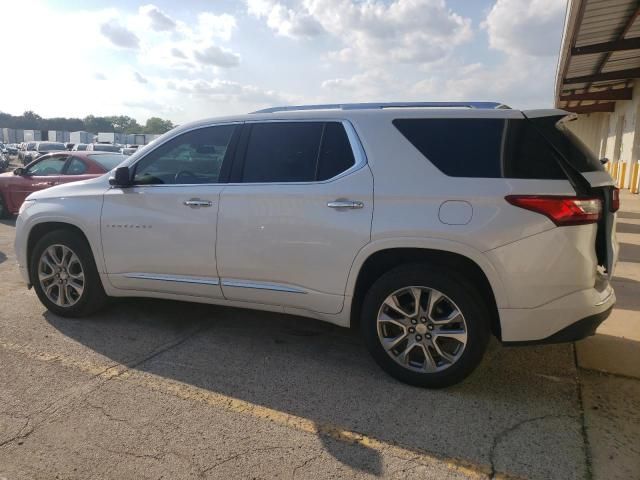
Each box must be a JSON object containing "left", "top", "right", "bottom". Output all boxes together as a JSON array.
[{"left": 14, "top": 102, "right": 618, "bottom": 387}]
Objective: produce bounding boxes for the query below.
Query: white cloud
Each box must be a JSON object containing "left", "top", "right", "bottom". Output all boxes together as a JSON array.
[
  {"left": 484, "top": 0, "right": 566, "bottom": 57},
  {"left": 248, "top": 0, "right": 472, "bottom": 65},
  {"left": 193, "top": 45, "right": 241, "bottom": 67},
  {"left": 247, "top": 0, "right": 324, "bottom": 38},
  {"left": 139, "top": 4, "right": 176, "bottom": 31},
  {"left": 134, "top": 71, "right": 149, "bottom": 84},
  {"left": 168, "top": 78, "right": 287, "bottom": 105},
  {"left": 100, "top": 19, "right": 140, "bottom": 49},
  {"left": 195, "top": 13, "right": 238, "bottom": 42}
]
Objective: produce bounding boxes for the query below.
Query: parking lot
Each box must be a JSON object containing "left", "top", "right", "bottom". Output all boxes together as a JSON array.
[{"left": 0, "top": 187, "right": 638, "bottom": 479}]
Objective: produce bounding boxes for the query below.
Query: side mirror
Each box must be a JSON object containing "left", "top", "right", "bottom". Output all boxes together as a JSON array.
[
  {"left": 13, "top": 167, "right": 24, "bottom": 176},
  {"left": 600, "top": 157, "right": 609, "bottom": 165},
  {"left": 109, "top": 166, "right": 132, "bottom": 187}
]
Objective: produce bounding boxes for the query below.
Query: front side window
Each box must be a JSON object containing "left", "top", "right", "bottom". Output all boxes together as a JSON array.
[
  {"left": 241, "top": 122, "right": 356, "bottom": 183},
  {"left": 133, "top": 125, "right": 235, "bottom": 185},
  {"left": 25, "top": 156, "right": 66, "bottom": 176}
]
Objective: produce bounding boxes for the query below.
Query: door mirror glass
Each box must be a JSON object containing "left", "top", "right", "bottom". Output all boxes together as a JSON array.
[{"left": 109, "top": 166, "right": 132, "bottom": 187}]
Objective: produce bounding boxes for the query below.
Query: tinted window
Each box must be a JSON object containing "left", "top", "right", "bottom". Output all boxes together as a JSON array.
[
  {"left": 38, "top": 142, "right": 65, "bottom": 152},
  {"left": 393, "top": 118, "right": 568, "bottom": 179},
  {"left": 502, "top": 120, "right": 566, "bottom": 179},
  {"left": 317, "top": 122, "right": 356, "bottom": 181},
  {"left": 26, "top": 156, "right": 66, "bottom": 176},
  {"left": 66, "top": 157, "right": 87, "bottom": 175},
  {"left": 91, "top": 144, "right": 121, "bottom": 152},
  {"left": 242, "top": 122, "right": 323, "bottom": 182},
  {"left": 89, "top": 153, "right": 126, "bottom": 171},
  {"left": 530, "top": 116, "right": 604, "bottom": 173},
  {"left": 134, "top": 125, "right": 235, "bottom": 185},
  {"left": 394, "top": 119, "right": 504, "bottom": 177}
]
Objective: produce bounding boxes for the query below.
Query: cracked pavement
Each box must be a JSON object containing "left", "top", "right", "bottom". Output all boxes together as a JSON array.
[{"left": 0, "top": 218, "right": 638, "bottom": 479}]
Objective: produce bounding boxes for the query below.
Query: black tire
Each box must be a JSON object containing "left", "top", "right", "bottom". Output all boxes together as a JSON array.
[
  {"left": 0, "top": 194, "right": 10, "bottom": 219},
  {"left": 361, "top": 264, "right": 489, "bottom": 388},
  {"left": 30, "top": 229, "right": 108, "bottom": 317}
]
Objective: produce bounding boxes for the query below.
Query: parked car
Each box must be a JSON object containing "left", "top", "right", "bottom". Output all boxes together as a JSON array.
[
  {"left": 18, "top": 142, "right": 37, "bottom": 164},
  {"left": 0, "top": 151, "right": 125, "bottom": 218},
  {"left": 87, "top": 143, "right": 122, "bottom": 152},
  {"left": 26, "top": 142, "right": 67, "bottom": 163},
  {"left": 0, "top": 153, "right": 8, "bottom": 172},
  {"left": 72, "top": 143, "right": 88, "bottom": 151},
  {"left": 6, "top": 144, "right": 19, "bottom": 157},
  {"left": 13, "top": 102, "right": 619, "bottom": 388},
  {"left": 65, "top": 143, "right": 75, "bottom": 151}
]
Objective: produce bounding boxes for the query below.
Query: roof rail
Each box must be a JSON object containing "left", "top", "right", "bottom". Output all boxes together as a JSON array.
[{"left": 251, "top": 102, "right": 510, "bottom": 114}]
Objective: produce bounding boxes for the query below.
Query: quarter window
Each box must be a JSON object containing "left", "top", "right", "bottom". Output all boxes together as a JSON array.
[
  {"left": 133, "top": 125, "right": 235, "bottom": 185},
  {"left": 241, "top": 122, "right": 356, "bottom": 183},
  {"left": 393, "top": 118, "right": 568, "bottom": 179}
]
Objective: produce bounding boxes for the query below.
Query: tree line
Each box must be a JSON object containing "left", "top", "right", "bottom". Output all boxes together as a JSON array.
[{"left": 0, "top": 111, "right": 175, "bottom": 135}]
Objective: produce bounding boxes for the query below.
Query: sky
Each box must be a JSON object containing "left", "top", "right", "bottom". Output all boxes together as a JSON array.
[{"left": 0, "top": 0, "right": 568, "bottom": 124}]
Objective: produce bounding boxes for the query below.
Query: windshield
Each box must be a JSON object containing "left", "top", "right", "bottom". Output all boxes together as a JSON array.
[
  {"left": 88, "top": 153, "right": 126, "bottom": 171},
  {"left": 529, "top": 115, "right": 604, "bottom": 173},
  {"left": 38, "top": 142, "right": 66, "bottom": 152},
  {"left": 92, "top": 144, "right": 121, "bottom": 152}
]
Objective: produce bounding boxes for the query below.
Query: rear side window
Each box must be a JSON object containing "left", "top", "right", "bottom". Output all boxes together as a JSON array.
[
  {"left": 393, "top": 118, "right": 567, "bottom": 179},
  {"left": 317, "top": 123, "right": 356, "bottom": 181},
  {"left": 241, "top": 122, "right": 356, "bottom": 183},
  {"left": 393, "top": 119, "right": 503, "bottom": 177}
]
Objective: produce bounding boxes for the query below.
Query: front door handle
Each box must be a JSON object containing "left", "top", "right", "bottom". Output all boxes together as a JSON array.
[
  {"left": 327, "top": 200, "right": 364, "bottom": 209},
  {"left": 184, "top": 198, "right": 213, "bottom": 208}
]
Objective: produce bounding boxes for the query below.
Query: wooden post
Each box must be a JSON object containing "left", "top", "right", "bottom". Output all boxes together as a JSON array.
[{"left": 631, "top": 161, "right": 640, "bottom": 194}]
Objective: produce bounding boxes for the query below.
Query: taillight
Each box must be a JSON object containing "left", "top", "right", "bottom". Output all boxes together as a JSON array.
[
  {"left": 505, "top": 195, "right": 602, "bottom": 226},
  {"left": 610, "top": 187, "right": 620, "bottom": 213}
]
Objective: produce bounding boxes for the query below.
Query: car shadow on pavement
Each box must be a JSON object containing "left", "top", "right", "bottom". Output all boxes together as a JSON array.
[
  {"left": 45, "top": 297, "right": 586, "bottom": 479},
  {"left": 619, "top": 243, "right": 640, "bottom": 263}
]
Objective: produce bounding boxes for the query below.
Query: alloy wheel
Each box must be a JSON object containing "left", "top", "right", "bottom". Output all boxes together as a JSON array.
[
  {"left": 38, "top": 244, "right": 85, "bottom": 307},
  {"left": 377, "top": 286, "right": 468, "bottom": 373}
]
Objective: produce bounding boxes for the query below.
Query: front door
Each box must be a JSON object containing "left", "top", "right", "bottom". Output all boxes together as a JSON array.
[
  {"left": 101, "top": 124, "right": 238, "bottom": 298},
  {"left": 217, "top": 121, "right": 373, "bottom": 314},
  {"left": 7, "top": 154, "right": 67, "bottom": 212}
]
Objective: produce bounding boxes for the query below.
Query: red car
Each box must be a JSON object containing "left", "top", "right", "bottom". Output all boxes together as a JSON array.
[{"left": 0, "top": 151, "right": 126, "bottom": 218}]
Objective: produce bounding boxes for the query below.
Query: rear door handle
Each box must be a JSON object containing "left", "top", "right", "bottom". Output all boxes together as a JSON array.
[
  {"left": 184, "top": 198, "right": 213, "bottom": 208},
  {"left": 327, "top": 200, "right": 364, "bottom": 209}
]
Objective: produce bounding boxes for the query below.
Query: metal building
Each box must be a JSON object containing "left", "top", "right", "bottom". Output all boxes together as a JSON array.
[{"left": 556, "top": 0, "right": 640, "bottom": 193}]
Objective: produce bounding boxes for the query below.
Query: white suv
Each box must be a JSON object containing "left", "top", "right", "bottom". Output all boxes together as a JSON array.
[{"left": 14, "top": 102, "right": 619, "bottom": 387}]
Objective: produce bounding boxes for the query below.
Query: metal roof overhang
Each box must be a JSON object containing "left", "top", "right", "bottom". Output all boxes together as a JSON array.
[{"left": 555, "top": 0, "right": 640, "bottom": 113}]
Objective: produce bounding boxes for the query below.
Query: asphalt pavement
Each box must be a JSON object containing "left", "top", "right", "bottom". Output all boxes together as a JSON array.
[{"left": 0, "top": 184, "right": 638, "bottom": 479}]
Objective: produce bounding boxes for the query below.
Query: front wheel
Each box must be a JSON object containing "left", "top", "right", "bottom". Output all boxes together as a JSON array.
[
  {"left": 30, "top": 230, "right": 108, "bottom": 317},
  {"left": 361, "top": 264, "right": 489, "bottom": 388}
]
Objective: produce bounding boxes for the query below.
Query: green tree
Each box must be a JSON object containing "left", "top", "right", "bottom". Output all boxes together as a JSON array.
[{"left": 144, "top": 117, "right": 174, "bottom": 134}]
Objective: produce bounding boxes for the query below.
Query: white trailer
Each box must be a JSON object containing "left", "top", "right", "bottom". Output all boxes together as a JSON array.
[
  {"left": 97, "top": 132, "right": 125, "bottom": 144},
  {"left": 70, "top": 131, "right": 92, "bottom": 145},
  {"left": 23, "top": 130, "right": 42, "bottom": 142}
]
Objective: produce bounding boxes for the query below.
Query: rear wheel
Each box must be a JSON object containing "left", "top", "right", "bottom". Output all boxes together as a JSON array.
[
  {"left": 361, "top": 264, "right": 489, "bottom": 388},
  {"left": 30, "top": 230, "right": 108, "bottom": 317}
]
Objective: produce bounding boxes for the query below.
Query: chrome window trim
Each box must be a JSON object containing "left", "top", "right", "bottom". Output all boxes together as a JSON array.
[
  {"left": 122, "top": 119, "right": 368, "bottom": 188},
  {"left": 123, "top": 273, "right": 220, "bottom": 286},
  {"left": 221, "top": 278, "right": 307, "bottom": 294}
]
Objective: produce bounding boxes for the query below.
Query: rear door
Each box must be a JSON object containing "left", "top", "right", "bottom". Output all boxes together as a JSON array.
[
  {"left": 216, "top": 121, "right": 373, "bottom": 314},
  {"left": 523, "top": 110, "right": 618, "bottom": 276}
]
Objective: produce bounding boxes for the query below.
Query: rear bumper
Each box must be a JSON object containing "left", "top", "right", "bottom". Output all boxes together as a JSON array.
[
  {"left": 502, "top": 306, "right": 613, "bottom": 345},
  {"left": 498, "top": 281, "right": 615, "bottom": 343}
]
